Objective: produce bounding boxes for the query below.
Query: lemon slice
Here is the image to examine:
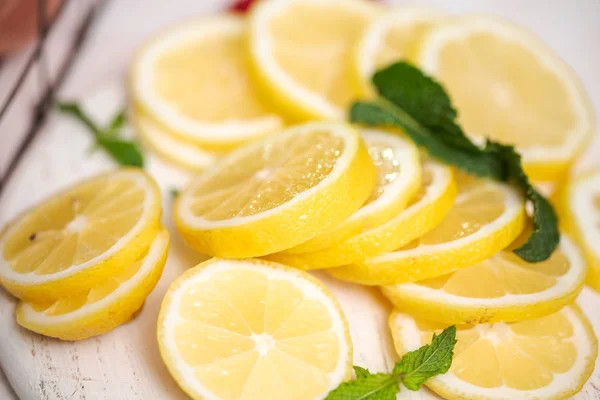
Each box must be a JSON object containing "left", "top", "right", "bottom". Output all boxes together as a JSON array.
[
  {"left": 555, "top": 168, "right": 600, "bottom": 292},
  {"left": 248, "top": 0, "right": 380, "bottom": 120},
  {"left": 383, "top": 234, "right": 586, "bottom": 324},
  {"left": 16, "top": 229, "right": 169, "bottom": 341},
  {"left": 131, "top": 108, "right": 220, "bottom": 172},
  {"left": 173, "top": 122, "right": 376, "bottom": 258},
  {"left": 414, "top": 16, "right": 595, "bottom": 182},
  {"left": 131, "top": 15, "right": 283, "bottom": 150},
  {"left": 354, "top": 7, "right": 447, "bottom": 96},
  {"left": 390, "top": 305, "right": 597, "bottom": 400},
  {"left": 267, "top": 160, "right": 455, "bottom": 269},
  {"left": 332, "top": 171, "right": 526, "bottom": 285},
  {"left": 0, "top": 169, "right": 162, "bottom": 302},
  {"left": 285, "top": 130, "right": 421, "bottom": 254},
  {"left": 157, "top": 258, "right": 352, "bottom": 400}
]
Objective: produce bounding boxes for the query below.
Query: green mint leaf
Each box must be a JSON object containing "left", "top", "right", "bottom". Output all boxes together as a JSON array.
[
  {"left": 353, "top": 366, "right": 372, "bottom": 379},
  {"left": 57, "top": 101, "right": 102, "bottom": 136},
  {"left": 96, "top": 135, "right": 144, "bottom": 167},
  {"left": 170, "top": 188, "right": 181, "bottom": 198},
  {"left": 395, "top": 326, "right": 456, "bottom": 391},
  {"left": 107, "top": 108, "right": 127, "bottom": 133},
  {"left": 351, "top": 61, "right": 560, "bottom": 262},
  {"left": 325, "top": 372, "right": 400, "bottom": 400}
]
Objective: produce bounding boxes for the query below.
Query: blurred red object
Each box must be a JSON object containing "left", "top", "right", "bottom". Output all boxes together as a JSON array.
[
  {"left": 0, "top": 0, "right": 63, "bottom": 55},
  {"left": 229, "top": 0, "right": 380, "bottom": 13}
]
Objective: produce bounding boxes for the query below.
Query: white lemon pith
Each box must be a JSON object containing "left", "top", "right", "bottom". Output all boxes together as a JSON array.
[
  {"left": 329, "top": 171, "right": 525, "bottom": 285},
  {"left": 285, "top": 129, "right": 421, "bottom": 254},
  {"left": 16, "top": 229, "right": 169, "bottom": 341},
  {"left": 268, "top": 160, "right": 455, "bottom": 270},
  {"left": 157, "top": 258, "right": 352, "bottom": 400},
  {"left": 173, "top": 122, "right": 376, "bottom": 258},
  {"left": 555, "top": 168, "right": 600, "bottom": 292},
  {"left": 390, "top": 306, "right": 598, "bottom": 400},
  {"left": 414, "top": 15, "right": 595, "bottom": 181},
  {"left": 0, "top": 168, "right": 162, "bottom": 302},
  {"left": 131, "top": 15, "right": 283, "bottom": 150},
  {"left": 248, "top": 0, "right": 380, "bottom": 120},
  {"left": 382, "top": 235, "right": 586, "bottom": 324}
]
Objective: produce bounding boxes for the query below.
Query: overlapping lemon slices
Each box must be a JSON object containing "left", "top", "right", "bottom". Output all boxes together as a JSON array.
[
  {"left": 157, "top": 258, "right": 352, "bottom": 400},
  {"left": 0, "top": 169, "right": 168, "bottom": 340}
]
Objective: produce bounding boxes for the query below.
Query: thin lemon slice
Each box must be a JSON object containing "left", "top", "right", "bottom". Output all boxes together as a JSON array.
[
  {"left": 16, "top": 229, "right": 169, "bottom": 341},
  {"left": 414, "top": 16, "right": 595, "bottom": 182},
  {"left": 131, "top": 108, "right": 221, "bottom": 172},
  {"left": 555, "top": 168, "right": 600, "bottom": 292},
  {"left": 354, "top": 7, "right": 447, "bottom": 96},
  {"left": 173, "top": 122, "right": 376, "bottom": 258},
  {"left": 157, "top": 258, "right": 352, "bottom": 400},
  {"left": 390, "top": 305, "right": 597, "bottom": 400},
  {"left": 285, "top": 130, "right": 421, "bottom": 254},
  {"left": 267, "top": 160, "right": 455, "bottom": 269},
  {"left": 383, "top": 234, "right": 586, "bottom": 324},
  {"left": 248, "top": 0, "right": 380, "bottom": 120},
  {"left": 131, "top": 15, "right": 283, "bottom": 150},
  {"left": 332, "top": 171, "right": 526, "bottom": 285},
  {"left": 0, "top": 168, "right": 162, "bottom": 302}
]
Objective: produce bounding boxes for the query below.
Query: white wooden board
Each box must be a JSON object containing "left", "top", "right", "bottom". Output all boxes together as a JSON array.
[{"left": 0, "top": 80, "right": 599, "bottom": 400}]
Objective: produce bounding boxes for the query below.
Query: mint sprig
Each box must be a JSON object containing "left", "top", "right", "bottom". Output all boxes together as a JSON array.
[
  {"left": 350, "top": 62, "right": 559, "bottom": 262},
  {"left": 326, "top": 326, "right": 456, "bottom": 399},
  {"left": 57, "top": 102, "right": 144, "bottom": 167}
]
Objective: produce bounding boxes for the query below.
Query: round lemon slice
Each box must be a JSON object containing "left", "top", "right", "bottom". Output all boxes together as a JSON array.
[
  {"left": 16, "top": 229, "right": 169, "bottom": 341},
  {"left": 414, "top": 16, "right": 595, "bottom": 182},
  {"left": 332, "top": 171, "right": 526, "bottom": 285},
  {"left": 354, "top": 7, "right": 447, "bottom": 96},
  {"left": 285, "top": 129, "right": 421, "bottom": 254},
  {"left": 555, "top": 168, "right": 600, "bottom": 292},
  {"left": 382, "top": 234, "right": 586, "bottom": 324},
  {"left": 131, "top": 15, "right": 283, "bottom": 150},
  {"left": 157, "top": 258, "right": 352, "bottom": 400},
  {"left": 248, "top": 0, "right": 380, "bottom": 120},
  {"left": 131, "top": 108, "right": 221, "bottom": 172},
  {"left": 390, "top": 305, "right": 597, "bottom": 400},
  {"left": 0, "top": 168, "right": 162, "bottom": 302},
  {"left": 173, "top": 122, "right": 376, "bottom": 258},
  {"left": 267, "top": 160, "right": 455, "bottom": 269}
]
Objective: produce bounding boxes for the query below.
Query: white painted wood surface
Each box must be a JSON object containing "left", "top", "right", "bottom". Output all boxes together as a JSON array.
[{"left": 0, "top": 1, "right": 599, "bottom": 399}]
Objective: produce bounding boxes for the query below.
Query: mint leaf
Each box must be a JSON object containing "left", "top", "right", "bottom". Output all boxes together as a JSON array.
[
  {"left": 170, "top": 188, "right": 181, "bottom": 198},
  {"left": 353, "top": 366, "right": 372, "bottom": 379},
  {"left": 57, "top": 101, "right": 144, "bottom": 168},
  {"left": 351, "top": 61, "right": 560, "bottom": 262},
  {"left": 394, "top": 326, "right": 456, "bottom": 391},
  {"left": 325, "top": 372, "right": 400, "bottom": 400}
]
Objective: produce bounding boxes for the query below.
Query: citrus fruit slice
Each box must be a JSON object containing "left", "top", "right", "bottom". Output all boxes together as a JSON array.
[
  {"left": 332, "top": 171, "right": 526, "bottom": 285},
  {"left": 285, "top": 129, "right": 421, "bottom": 254},
  {"left": 382, "top": 234, "right": 586, "bottom": 324},
  {"left": 248, "top": 0, "right": 380, "bottom": 120},
  {"left": 354, "top": 7, "right": 447, "bottom": 96},
  {"left": 132, "top": 108, "right": 220, "bottom": 172},
  {"left": 16, "top": 229, "right": 169, "bottom": 341},
  {"left": 554, "top": 168, "right": 600, "bottom": 292},
  {"left": 173, "top": 122, "right": 376, "bottom": 258},
  {"left": 0, "top": 168, "right": 162, "bottom": 302},
  {"left": 267, "top": 160, "right": 455, "bottom": 269},
  {"left": 157, "top": 258, "right": 352, "bottom": 400},
  {"left": 131, "top": 15, "right": 283, "bottom": 150},
  {"left": 414, "top": 15, "right": 595, "bottom": 182},
  {"left": 390, "top": 305, "right": 597, "bottom": 400}
]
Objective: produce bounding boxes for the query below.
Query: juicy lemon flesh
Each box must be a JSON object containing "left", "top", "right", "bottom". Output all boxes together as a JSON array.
[
  {"left": 153, "top": 29, "right": 273, "bottom": 122},
  {"left": 417, "top": 311, "right": 577, "bottom": 390},
  {"left": 4, "top": 177, "right": 146, "bottom": 275},
  {"left": 399, "top": 171, "right": 505, "bottom": 249},
  {"left": 173, "top": 268, "right": 339, "bottom": 400},
  {"left": 362, "top": 135, "right": 405, "bottom": 206},
  {"left": 373, "top": 21, "right": 434, "bottom": 72},
  {"left": 270, "top": 1, "right": 372, "bottom": 109},
  {"left": 417, "top": 246, "right": 571, "bottom": 298},
  {"left": 436, "top": 32, "right": 578, "bottom": 149},
  {"left": 188, "top": 130, "right": 344, "bottom": 221},
  {"left": 30, "top": 254, "right": 144, "bottom": 316}
]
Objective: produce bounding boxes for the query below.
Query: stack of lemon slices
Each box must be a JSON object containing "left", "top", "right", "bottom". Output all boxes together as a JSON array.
[{"left": 0, "top": 168, "right": 168, "bottom": 340}]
